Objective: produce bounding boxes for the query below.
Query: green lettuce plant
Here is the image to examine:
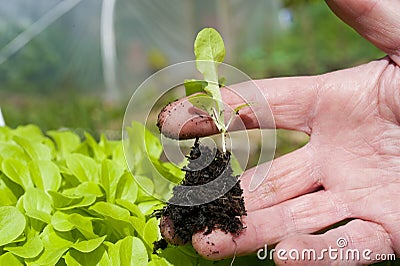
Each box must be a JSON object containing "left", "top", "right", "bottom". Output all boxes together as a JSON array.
[
  {"left": 0, "top": 124, "right": 267, "bottom": 265},
  {"left": 0, "top": 123, "right": 170, "bottom": 265}
]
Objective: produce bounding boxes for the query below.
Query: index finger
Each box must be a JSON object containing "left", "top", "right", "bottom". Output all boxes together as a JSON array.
[
  {"left": 157, "top": 75, "right": 320, "bottom": 139},
  {"left": 326, "top": 0, "right": 400, "bottom": 65}
]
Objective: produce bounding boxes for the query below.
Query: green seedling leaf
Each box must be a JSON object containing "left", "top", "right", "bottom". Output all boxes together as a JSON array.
[
  {"left": 151, "top": 160, "right": 183, "bottom": 187},
  {"left": 115, "top": 205, "right": 145, "bottom": 243},
  {"left": 63, "top": 182, "right": 103, "bottom": 198},
  {"left": 84, "top": 132, "right": 107, "bottom": 161},
  {"left": 0, "top": 176, "right": 18, "bottom": 206},
  {"left": 64, "top": 245, "right": 110, "bottom": 266},
  {"left": 160, "top": 162, "right": 185, "bottom": 182},
  {"left": 47, "top": 130, "right": 81, "bottom": 158},
  {"left": 22, "top": 188, "right": 53, "bottom": 223},
  {"left": 40, "top": 225, "right": 73, "bottom": 249},
  {"left": 129, "top": 216, "right": 146, "bottom": 239},
  {"left": 0, "top": 252, "right": 24, "bottom": 266},
  {"left": 204, "top": 81, "right": 223, "bottom": 128},
  {"left": 51, "top": 211, "right": 74, "bottom": 232},
  {"left": 68, "top": 213, "right": 98, "bottom": 239},
  {"left": 74, "top": 141, "right": 91, "bottom": 157},
  {"left": 66, "top": 153, "right": 100, "bottom": 183},
  {"left": 29, "top": 160, "right": 61, "bottom": 192},
  {"left": 9, "top": 232, "right": 26, "bottom": 245},
  {"left": 194, "top": 28, "right": 226, "bottom": 129},
  {"left": 51, "top": 212, "right": 98, "bottom": 240},
  {"left": 4, "top": 236, "right": 44, "bottom": 259},
  {"left": 188, "top": 93, "right": 225, "bottom": 132},
  {"left": 115, "top": 172, "right": 138, "bottom": 203},
  {"left": 49, "top": 191, "right": 96, "bottom": 210},
  {"left": 0, "top": 206, "right": 26, "bottom": 246},
  {"left": 126, "top": 122, "right": 162, "bottom": 167},
  {"left": 105, "top": 241, "right": 120, "bottom": 265},
  {"left": 89, "top": 202, "right": 133, "bottom": 238},
  {"left": 144, "top": 126, "right": 162, "bottom": 161},
  {"left": 65, "top": 195, "right": 96, "bottom": 210},
  {"left": 71, "top": 235, "right": 107, "bottom": 253},
  {"left": 101, "top": 159, "right": 125, "bottom": 203},
  {"left": 137, "top": 200, "right": 164, "bottom": 216},
  {"left": 2, "top": 158, "right": 33, "bottom": 190},
  {"left": 0, "top": 141, "right": 27, "bottom": 161},
  {"left": 12, "top": 125, "right": 45, "bottom": 142},
  {"left": 233, "top": 103, "right": 252, "bottom": 114},
  {"left": 187, "top": 93, "right": 215, "bottom": 117},
  {"left": 147, "top": 257, "right": 173, "bottom": 266},
  {"left": 49, "top": 191, "right": 82, "bottom": 209},
  {"left": 115, "top": 199, "right": 145, "bottom": 221},
  {"left": 109, "top": 236, "right": 147, "bottom": 266},
  {"left": 218, "top": 76, "right": 227, "bottom": 87},
  {"left": 194, "top": 28, "right": 225, "bottom": 81},
  {"left": 111, "top": 142, "right": 127, "bottom": 168},
  {"left": 225, "top": 102, "right": 254, "bottom": 129},
  {"left": 121, "top": 236, "right": 148, "bottom": 266},
  {"left": 89, "top": 202, "right": 131, "bottom": 222},
  {"left": 135, "top": 176, "right": 157, "bottom": 203},
  {"left": 99, "top": 134, "right": 116, "bottom": 158},
  {"left": 27, "top": 247, "right": 69, "bottom": 266},
  {"left": 13, "top": 135, "right": 52, "bottom": 161},
  {"left": 155, "top": 246, "right": 196, "bottom": 266},
  {"left": 184, "top": 79, "right": 207, "bottom": 96},
  {"left": 143, "top": 218, "right": 159, "bottom": 248},
  {"left": 230, "top": 152, "right": 244, "bottom": 177},
  {"left": 0, "top": 126, "right": 12, "bottom": 141}
]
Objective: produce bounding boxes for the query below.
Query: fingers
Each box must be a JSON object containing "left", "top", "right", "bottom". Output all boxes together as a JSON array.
[
  {"left": 158, "top": 76, "right": 320, "bottom": 139},
  {"left": 240, "top": 145, "right": 321, "bottom": 212},
  {"left": 192, "top": 190, "right": 350, "bottom": 260},
  {"left": 326, "top": 0, "right": 400, "bottom": 65},
  {"left": 274, "top": 219, "right": 394, "bottom": 265}
]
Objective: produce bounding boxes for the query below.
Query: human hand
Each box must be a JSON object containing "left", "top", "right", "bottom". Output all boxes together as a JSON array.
[{"left": 158, "top": 0, "right": 400, "bottom": 264}]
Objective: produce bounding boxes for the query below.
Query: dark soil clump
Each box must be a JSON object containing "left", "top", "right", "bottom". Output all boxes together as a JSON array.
[{"left": 154, "top": 138, "right": 246, "bottom": 252}]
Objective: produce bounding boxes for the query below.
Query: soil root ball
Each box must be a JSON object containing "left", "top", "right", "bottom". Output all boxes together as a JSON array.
[{"left": 154, "top": 138, "right": 247, "bottom": 252}]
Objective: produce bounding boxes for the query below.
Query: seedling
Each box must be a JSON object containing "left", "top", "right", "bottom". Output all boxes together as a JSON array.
[
  {"left": 154, "top": 28, "right": 247, "bottom": 253},
  {"left": 184, "top": 28, "right": 250, "bottom": 153}
]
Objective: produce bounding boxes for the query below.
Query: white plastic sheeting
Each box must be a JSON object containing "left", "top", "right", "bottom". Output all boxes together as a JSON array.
[
  {"left": 0, "top": 108, "right": 5, "bottom": 126},
  {"left": 0, "top": 0, "right": 282, "bottom": 101}
]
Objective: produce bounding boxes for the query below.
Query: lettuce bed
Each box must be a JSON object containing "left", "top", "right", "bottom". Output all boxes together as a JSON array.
[{"left": 0, "top": 124, "right": 269, "bottom": 265}]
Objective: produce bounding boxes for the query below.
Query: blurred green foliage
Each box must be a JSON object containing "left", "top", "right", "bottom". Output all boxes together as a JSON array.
[
  {"left": 0, "top": 92, "right": 125, "bottom": 140},
  {"left": 238, "top": 1, "right": 384, "bottom": 78}
]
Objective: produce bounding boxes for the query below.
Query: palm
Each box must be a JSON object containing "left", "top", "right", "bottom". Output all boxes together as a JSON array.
[
  {"left": 307, "top": 57, "right": 400, "bottom": 255},
  {"left": 158, "top": 58, "right": 400, "bottom": 263}
]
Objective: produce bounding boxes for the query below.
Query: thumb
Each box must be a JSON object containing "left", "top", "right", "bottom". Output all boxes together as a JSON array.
[{"left": 326, "top": 0, "right": 400, "bottom": 65}]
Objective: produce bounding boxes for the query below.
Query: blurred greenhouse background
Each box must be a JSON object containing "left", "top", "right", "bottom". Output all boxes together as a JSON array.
[{"left": 0, "top": 0, "right": 384, "bottom": 154}]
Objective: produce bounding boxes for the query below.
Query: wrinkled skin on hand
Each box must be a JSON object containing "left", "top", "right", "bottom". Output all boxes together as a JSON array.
[{"left": 158, "top": 0, "right": 400, "bottom": 264}]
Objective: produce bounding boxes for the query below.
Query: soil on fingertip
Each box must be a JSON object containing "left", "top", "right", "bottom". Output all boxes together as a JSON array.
[{"left": 153, "top": 138, "right": 247, "bottom": 253}]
